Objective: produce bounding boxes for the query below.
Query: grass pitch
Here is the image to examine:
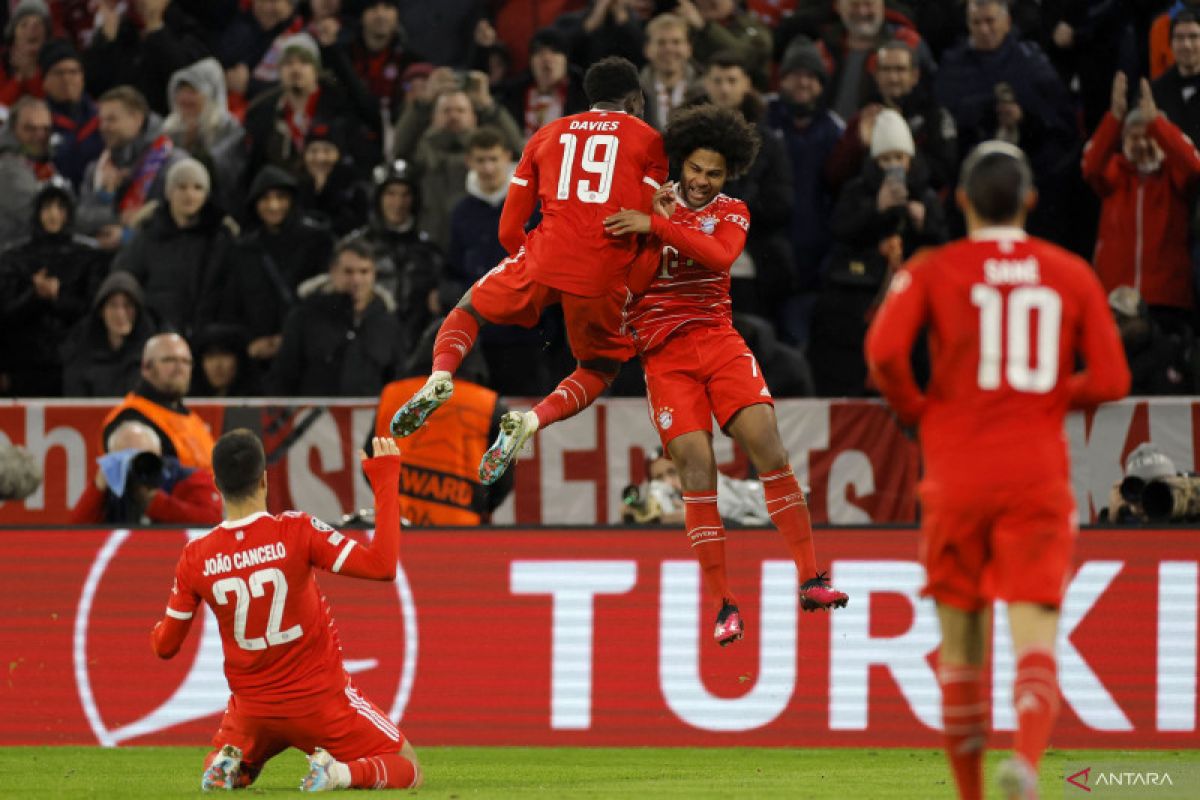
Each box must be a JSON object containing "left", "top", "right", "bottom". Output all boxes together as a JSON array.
[{"left": 1, "top": 746, "right": 1197, "bottom": 798}]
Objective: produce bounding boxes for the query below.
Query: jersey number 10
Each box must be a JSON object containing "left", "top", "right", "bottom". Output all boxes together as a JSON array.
[
  {"left": 556, "top": 134, "right": 619, "bottom": 204},
  {"left": 970, "top": 284, "right": 1062, "bottom": 393}
]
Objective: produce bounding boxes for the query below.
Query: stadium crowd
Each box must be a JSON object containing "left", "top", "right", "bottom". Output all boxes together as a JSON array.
[{"left": 0, "top": 0, "right": 1198, "bottom": 401}]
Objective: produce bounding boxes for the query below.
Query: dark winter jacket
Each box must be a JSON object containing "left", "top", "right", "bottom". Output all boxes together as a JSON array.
[
  {"left": 296, "top": 161, "right": 371, "bottom": 238},
  {"left": 111, "top": 199, "right": 237, "bottom": 336},
  {"left": 1152, "top": 65, "right": 1200, "bottom": 151},
  {"left": 60, "top": 270, "right": 155, "bottom": 397},
  {"left": 47, "top": 94, "right": 104, "bottom": 188},
  {"left": 830, "top": 156, "right": 948, "bottom": 255},
  {"left": 268, "top": 283, "right": 406, "bottom": 397}
]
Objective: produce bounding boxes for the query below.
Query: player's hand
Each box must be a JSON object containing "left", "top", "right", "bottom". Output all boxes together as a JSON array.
[
  {"left": 604, "top": 209, "right": 652, "bottom": 235},
  {"left": 362, "top": 436, "right": 401, "bottom": 463},
  {"left": 652, "top": 183, "right": 676, "bottom": 218}
]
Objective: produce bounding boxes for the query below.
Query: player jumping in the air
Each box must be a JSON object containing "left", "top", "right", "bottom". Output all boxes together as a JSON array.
[
  {"left": 603, "top": 105, "right": 848, "bottom": 647},
  {"left": 389, "top": 56, "right": 668, "bottom": 485},
  {"left": 865, "top": 142, "right": 1130, "bottom": 800},
  {"left": 151, "top": 430, "right": 421, "bottom": 792}
]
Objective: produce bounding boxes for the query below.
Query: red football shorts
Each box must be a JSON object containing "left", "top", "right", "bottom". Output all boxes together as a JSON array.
[
  {"left": 209, "top": 681, "right": 405, "bottom": 775},
  {"left": 918, "top": 479, "right": 1077, "bottom": 612},
  {"left": 470, "top": 249, "right": 633, "bottom": 363},
  {"left": 640, "top": 323, "right": 773, "bottom": 447}
]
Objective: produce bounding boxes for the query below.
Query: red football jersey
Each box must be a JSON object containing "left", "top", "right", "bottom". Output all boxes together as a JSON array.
[
  {"left": 164, "top": 510, "right": 362, "bottom": 716},
  {"left": 502, "top": 108, "right": 668, "bottom": 297},
  {"left": 625, "top": 191, "right": 750, "bottom": 354},
  {"left": 865, "top": 228, "right": 1130, "bottom": 488}
]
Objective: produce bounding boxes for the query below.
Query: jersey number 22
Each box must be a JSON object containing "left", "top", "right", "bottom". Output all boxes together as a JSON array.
[{"left": 213, "top": 567, "right": 303, "bottom": 651}]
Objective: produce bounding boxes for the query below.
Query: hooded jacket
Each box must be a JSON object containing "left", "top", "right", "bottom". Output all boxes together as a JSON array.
[
  {"left": 164, "top": 58, "right": 247, "bottom": 214},
  {"left": 216, "top": 166, "right": 335, "bottom": 344},
  {"left": 0, "top": 182, "right": 107, "bottom": 392},
  {"left": 296, "top": 158, "right": 370, "bottom": 237},
  {"left": 1082, "top": 112, "right": 1200, "bottom": 310},
  {"left": 60, "top": 270, "right": 155, "bottom": 397}
]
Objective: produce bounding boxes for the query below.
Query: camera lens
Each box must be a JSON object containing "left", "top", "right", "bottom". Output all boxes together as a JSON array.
[
  {"left": 129, "top": 451, "right": 165, "bottom": 489},
  {"left": 1118, "top": 476, "right": 1145, "bottom": 504}
]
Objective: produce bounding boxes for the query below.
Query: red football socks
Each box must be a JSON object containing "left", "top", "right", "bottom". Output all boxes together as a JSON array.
[
  {"left": 1013, "top": 647, "right": 1060, "bottom": 770},
  {"left": 348, "top": 753, "right": 419, "bottom": 789},
  {"left": 531, "top": 367, "right": 611, "bottom": 429},
  {"left": 431, "top": 307, "right": 480, "bottom": 375},
  {"left": 759, "top": 467, "right": 817, "bottom": 579},
  {"left": 682, "top": 491, "right": 734, "bottom": 609},
  {"left": 938, "top": 663, "right": 987, "bottom": 800}
]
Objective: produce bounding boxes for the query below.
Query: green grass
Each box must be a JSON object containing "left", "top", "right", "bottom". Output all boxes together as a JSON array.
[{"left": 0, "top": 747, "right": 1197, "bottom": 798}]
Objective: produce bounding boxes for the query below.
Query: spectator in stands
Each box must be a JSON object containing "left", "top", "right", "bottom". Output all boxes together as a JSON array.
[
  {"left": 675, "top": 0, "right": 772, "bottom": 90},
  {"left": 70, "top": 418, "right": 222, "bottom": 525},
  {"left": 101, "top": 332, "right": 216, "bottom": 469},
  {"left": 82, "top": 0, "right": 209, "bottom": 116},
  {"left": 765, "top": 37, "right": 844, "bottom": 345},
  {"left": 39, "top": 39, "right": 102, "bottom": 188},
  {"left": 61, "top": 271, "right": 155, "bottom": 397},
  {"left": 216, "top": 165, "right": 334, "bottom": 370},
  {"left": 1041, "top": 0, "right": 1138, "bottom": 133},
  {"left": 810, "top": 0, "right": 935, "bottom": 123},
  {"left": 217, "top": 0, "right": 304, "bottom": 105},
  {"left": 1083, "top": 73, "right": 1200, "bottom": 335},
  {"left": 163, "top": 58, "right": 246, "bottom": 216},
  {"left": 242, "top": 32, "right": 379, "bottom": 184},
  {"left": 825, "top": 39, "right": 958, "bottom": 194},
  {"left": 111, "top": 158, "right": 237, "bottom": 337},
  {"left": 934, "top": 0, "right": 1076, "bottom": 171},
  {"left": 500, "top": 27, "right": 588, "bottom": 137},
  {"left": 411, "top": 88, "right": 521, "bottom": 250},
  {"left": 397, "top": 1, "right": 483, "bottom": 68},
  {"left": 371, "top": 325, "right": 513, "bottom": 526},
  {"left": 563, "top": 0, "right": 644, "bottom": 69},
  {"left": 732, "top": 312, "right": 815, "bottom": 397},
  {"left": 0, "top": 95, "right": 57, "bottom": 247},
  {"left": 0, "top": 0, "right": 50, "bottom": 107},
  {"left": 698, "top": 51, "right": 796, "bottom": 326},
  {"left": 1109, "top": 285, "right": 1199, "bottom": 396},
  {"left": 443, "top": 126, "right": 549, "bottom": 396},
  {"left": 1152, "top": 11, "right": 1200, "bottom": 148},
  {"left": 830, "top": 108, "right": 948, "bottom": 256},
  {"left": 269, "top": 237, "right": 405, "bottom": 396},
  {"left": 189, "top": 322, "right": 263, "bottom": 397},
  {"left": 391, "top": 65, "right": 522, "bottom": 162},
  {"left": 1150, "top": 1, "right": 1200, "bottom": 81},
  {"left": 76, "top": 85, "right": 189, "bottom": 251},
  {"left": 294, "top": 123, "right": 369, "bottom": 237},
  {"left": 343, "top": 0, "right": 412, "bottom": 119},
  {"left": 0, "top": 180, "right": 105, "bottom": 397},
  {"left": 639, "top": 13, "right": 702, "bottom": 132},
  {"left": 357, "top": 161, "right": 443, "bottom": 347}
]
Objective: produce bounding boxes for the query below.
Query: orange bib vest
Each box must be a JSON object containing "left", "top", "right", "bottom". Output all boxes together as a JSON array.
[
  {"left": 101, "top": 393, "right": 216, "bottom": 469},
  {"left": 373, "top": 378, "right": 499, "bottom": 526}
]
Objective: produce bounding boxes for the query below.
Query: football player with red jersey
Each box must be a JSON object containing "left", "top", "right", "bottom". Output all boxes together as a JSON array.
[
  {"left": 865, "top": 142, "right": 1130, "bottom": 800},
  {"left": 604, "top": 105, "right": 848, "bottom": 648},
  {"left": 389, "top": 56, "right": 669, "bottom": 486},
  {"left": 150, "top": 430, "right": 422, "bottom": 792}
]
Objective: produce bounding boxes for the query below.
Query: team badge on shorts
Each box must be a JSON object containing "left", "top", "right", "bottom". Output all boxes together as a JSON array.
[{"left": 656, "top": 407, "right": 674, "bottom": 430}]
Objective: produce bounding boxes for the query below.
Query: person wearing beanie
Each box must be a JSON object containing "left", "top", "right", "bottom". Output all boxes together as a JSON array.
[
  {"left": 0, "top": 0, "right": 50, "bottom": 106},
  {"left": 295, "top": 119, "right": 370, "bottom": 237},
  {"left": 498, "top": 26, "right": 588, "bottom": 137},
  {"left": 60, "top": 270, "right": 157, "bottom": 397},
  {"left": 765, "top": 35, "right": 844, "bottom": 345},
  {"left": 214, "top": 165, "right": 334, "bottom": 368},
  {"left": 0, "top": 95, "right": 59, "bottom": 247},
  {"left": 0, "top": 178, "right": 107, "bottom": 397},
  {"left": 111, "top": 157, "right": 237, "bottom": 338},
  {"left": 39, "top": 38, "right": 103, "bottom": 187},
  {"left": 216, "top": 0, "right": 303, "bottom": 103}
]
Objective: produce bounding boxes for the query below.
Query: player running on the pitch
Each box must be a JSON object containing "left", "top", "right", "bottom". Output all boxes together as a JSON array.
[
  {"left": 389, "top": 56, "right": 668, "bottom": 486},
  {"left": 151, "top": 430, "right": 421, "bottom": 792},
  {"left": 603, "top": 105, "right": 848, "bottom": 648},
  {"left": 866, "top": 142, "right": 1130, "bottom": 800}
]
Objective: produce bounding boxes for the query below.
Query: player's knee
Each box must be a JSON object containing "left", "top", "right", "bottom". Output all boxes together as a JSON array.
[
  {"left": 675, "top": 450, "right": 717, "bottom": 492},
  {"left": 743, "top": 430, "right": 788, "bottom": 473}
]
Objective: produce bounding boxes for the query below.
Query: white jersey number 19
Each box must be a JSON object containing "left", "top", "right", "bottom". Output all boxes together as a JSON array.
[
  {"left": 970, "top": 284, "right": 1062, "bottom": 393},
  {"left": 556, "top": 133, "right": 619, "bottom": 203}
]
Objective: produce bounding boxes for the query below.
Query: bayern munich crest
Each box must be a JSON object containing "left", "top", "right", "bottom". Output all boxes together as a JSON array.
[
  {"left": 657, "top": 407, "right": 674, "bottom": 430},
  {"left": 699, "top": 216, "right": 717, "bottom": 235}
]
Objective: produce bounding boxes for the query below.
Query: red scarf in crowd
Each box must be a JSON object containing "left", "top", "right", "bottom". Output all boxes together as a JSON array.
[{"left": 118, "top": 134, "right": 174, "bottom": 213}]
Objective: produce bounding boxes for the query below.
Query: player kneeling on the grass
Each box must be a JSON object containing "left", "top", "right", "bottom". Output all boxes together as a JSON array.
[
  {"left": 389, "top": 55, "right": 668, "bottom": 487},
  {"left": 150, "top": 430, "right": 422, "bottom": 792},
  {"left": 604, "top": 105, "right": 848, "bottom": 649},
  {"left": 865, "top": 143, "right": 1130, "bottom": 800}
]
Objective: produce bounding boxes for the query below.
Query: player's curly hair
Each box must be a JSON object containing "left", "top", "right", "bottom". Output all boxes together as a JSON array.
[{"left": 663, "top": 104, "right": 761, "bottom": 180}]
